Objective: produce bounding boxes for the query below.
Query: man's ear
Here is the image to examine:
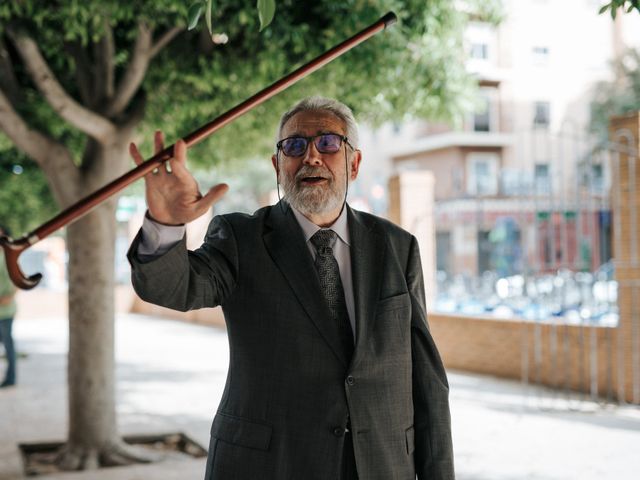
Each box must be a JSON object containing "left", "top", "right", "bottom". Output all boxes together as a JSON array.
[
  {"left": 271, "top": 154, "right": 279, "bottom": 180},
  {"left": 350, "top": 150, "right": 362, "bottom": 181}
]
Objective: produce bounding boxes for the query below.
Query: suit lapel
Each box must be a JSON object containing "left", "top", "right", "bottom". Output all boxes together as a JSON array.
[
  {"left": 263, "top": 202, "right": 350, "bottom": 367},
  {"left": 348, "top": 207, "right": 386, "bottom": 367}
]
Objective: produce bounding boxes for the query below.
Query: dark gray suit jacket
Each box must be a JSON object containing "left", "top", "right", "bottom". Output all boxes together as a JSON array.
[{"left": 128, "top": 203, "right": 454, "bottom": 480}]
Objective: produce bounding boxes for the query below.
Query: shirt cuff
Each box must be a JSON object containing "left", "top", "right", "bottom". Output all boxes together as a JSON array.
[{"left": 138, "top": 212, "right": 186, "bottom": 258}]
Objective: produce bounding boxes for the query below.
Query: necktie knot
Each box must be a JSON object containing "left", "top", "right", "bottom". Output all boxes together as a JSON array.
[{"left": 311, "top": 230, "right": 337, "bottom": 256}]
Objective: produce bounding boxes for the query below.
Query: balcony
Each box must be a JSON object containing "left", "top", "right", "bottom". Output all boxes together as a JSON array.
[{"left": 392, "top": 131, "right": 513, "bottom": 158}]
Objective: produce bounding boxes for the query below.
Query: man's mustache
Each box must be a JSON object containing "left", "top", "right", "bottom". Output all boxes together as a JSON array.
[{"left": 294, "top": 166, "right": 333, "bottom": 182}]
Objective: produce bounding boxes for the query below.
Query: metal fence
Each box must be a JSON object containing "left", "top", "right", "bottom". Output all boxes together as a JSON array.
[{"left": 432, "top": 125, "right": 640, "bottom": 404}]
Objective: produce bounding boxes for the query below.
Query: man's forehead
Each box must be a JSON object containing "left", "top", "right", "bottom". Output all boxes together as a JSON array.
[{"left": 281, "top": 111, "right": 345, "bottom": 136}]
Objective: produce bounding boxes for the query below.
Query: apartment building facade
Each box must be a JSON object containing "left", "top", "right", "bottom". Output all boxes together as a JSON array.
[{"left": 387, "top": 0, "right": 640, "bottom": 278}]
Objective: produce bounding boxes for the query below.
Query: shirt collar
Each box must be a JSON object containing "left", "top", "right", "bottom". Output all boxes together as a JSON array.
[{"left": 290, "top": 205, "right": 351, "bottom": 247}]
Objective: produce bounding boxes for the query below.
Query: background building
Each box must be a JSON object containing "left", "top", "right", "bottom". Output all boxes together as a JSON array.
[{"left": 358, "top": 0, "right": 640, "bottom": 285}]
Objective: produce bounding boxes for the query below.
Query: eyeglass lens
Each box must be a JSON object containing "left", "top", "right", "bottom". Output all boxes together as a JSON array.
[{"left": 281, "top": 134, "right": 343, "bottom": 157}]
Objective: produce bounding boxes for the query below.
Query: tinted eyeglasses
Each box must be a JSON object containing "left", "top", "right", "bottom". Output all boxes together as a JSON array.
[{"left": 276, "top": 133, "right": 353, "bottom": 157}]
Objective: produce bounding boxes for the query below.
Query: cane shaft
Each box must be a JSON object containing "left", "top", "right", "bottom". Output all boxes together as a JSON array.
[{"left": 2, "top": 12, "right": 397, "bottom": 289}]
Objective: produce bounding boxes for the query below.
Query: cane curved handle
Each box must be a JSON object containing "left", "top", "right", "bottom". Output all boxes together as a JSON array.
[{"left": 0, "top": 235, "right": 42, "bottom": 290}]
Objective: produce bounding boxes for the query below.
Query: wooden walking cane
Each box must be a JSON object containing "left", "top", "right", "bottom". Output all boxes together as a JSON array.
[{"left": 1, "top": 12, "right": 397, "bottom": 290}]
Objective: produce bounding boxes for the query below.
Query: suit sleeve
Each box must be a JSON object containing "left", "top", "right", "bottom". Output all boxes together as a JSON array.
[
  {"left": 127, "top": 215, "right": 239, "bottom": 311},
  {"left": 407, "top": 236, "right": 455, "bottom": 479}
]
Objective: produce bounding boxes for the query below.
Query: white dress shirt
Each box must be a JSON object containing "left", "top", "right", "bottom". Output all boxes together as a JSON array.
[{"left": 289, "top": 206, "right": 356, "bottom": 338}]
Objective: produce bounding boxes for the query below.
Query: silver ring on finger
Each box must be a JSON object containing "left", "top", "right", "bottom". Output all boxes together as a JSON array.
[{"left": 164, "top": 161, "right": 173, "bottom": 174}]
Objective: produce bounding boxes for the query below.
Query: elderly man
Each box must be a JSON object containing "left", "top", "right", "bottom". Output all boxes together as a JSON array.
[{"left": 128, "top": 96, "right": 454, "bottom": 480}]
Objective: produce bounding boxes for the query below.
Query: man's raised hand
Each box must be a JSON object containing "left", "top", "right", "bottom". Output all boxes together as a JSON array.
[{"left": 129, "top": 131, "right": 228, "bottom": 225}]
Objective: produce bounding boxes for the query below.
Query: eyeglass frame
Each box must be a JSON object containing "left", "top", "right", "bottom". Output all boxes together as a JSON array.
[{"left": 276, "top": 132, "right": 355, "bottom": 157}]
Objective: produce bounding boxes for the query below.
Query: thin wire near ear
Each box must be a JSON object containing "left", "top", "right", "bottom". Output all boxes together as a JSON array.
[
  {"left": 337, "top": 142, "right": 349, "bottom": 217},
  {"left": 276, "top": 149, "right": 287, "bottom": 214}
]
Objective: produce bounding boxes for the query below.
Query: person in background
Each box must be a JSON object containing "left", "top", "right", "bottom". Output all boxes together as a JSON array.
[{"left": 0, "top": 224, "right": 17, "bottom": 388}]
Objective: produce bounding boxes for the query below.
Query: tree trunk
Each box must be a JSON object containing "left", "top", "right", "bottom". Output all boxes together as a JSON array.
[
  {"left": 55, "top": 143, "right": 154, "bottom": 469},
  {"left": 63, "top": 201, "right": 118, "bottom": 468}
]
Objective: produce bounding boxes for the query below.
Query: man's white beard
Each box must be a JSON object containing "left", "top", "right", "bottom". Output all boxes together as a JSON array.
[{"left": 281, "top": 164, "right": 347, "bottom": 217}]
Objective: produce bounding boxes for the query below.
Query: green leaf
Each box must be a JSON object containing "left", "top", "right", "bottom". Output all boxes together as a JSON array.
[
  {"left": 598, "top": 3, "right": 611, "bottom": 15},
  {"left": 257, "top": 0, "right": 276, "bottom": 32},
  {"left": 611, "top": 4, "right": 618, "bottom": 18},
  {"left": 187, "top": 2, "right": 204, "bottom": 31},
  {"left": 206, "top": 0, "right": 213, "bottom": 35}
]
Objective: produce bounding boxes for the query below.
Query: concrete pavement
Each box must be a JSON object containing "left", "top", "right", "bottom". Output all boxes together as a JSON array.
[{"left": 1, "top": 313, "right": 640, "bottom": 479}]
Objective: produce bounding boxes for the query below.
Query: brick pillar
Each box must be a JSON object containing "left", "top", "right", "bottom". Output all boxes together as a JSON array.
[
  {"left": 609, "top": 111, "right": 640, "bottom": 403},
  {"left": 388, "top": 171, "right": 436, "bottom": 309}
]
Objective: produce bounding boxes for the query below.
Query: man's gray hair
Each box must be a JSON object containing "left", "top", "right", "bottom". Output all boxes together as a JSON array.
[{"left": 276, "top": 96, "right": 359, "bottom": 149}]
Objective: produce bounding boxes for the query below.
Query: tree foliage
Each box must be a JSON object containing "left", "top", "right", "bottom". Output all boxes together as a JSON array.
[
  {"left": 0, "top": 149, "right": 56, "bottom": 236},
  {"left": 1, "top": 0, "right": 502, "bottom": 179},
  {"left": 590, "top": 49, "right": 640, "bottom": 141},
  {"left": 188, "top": 0, "right": 276, "bottom": 33},
  {"left": 599, "top": 0, "right": 640, "bottom": 18}
]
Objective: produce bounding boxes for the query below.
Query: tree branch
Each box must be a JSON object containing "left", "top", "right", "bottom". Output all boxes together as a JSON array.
[
  {"left": 0, "top": 87, "right": 59, "bottom": 164},
  {"left": 105, "top": 23, "right": 153, "bottom": 117},
  {"left": 7, "top": 29, "right": 117, "bottom": 143},
  {"left": 150, "top": 27, "right": 182, "bottom": 59},
  {"left": 95, "top": 19, "right": 115, "bottom": 101},
  {"left": 0, "top": 87, "right": 80, "bottom": 206},
  {"left": 119, "top": 91, "right": 147, "bottom": 138},
  {"left": 65, "top": 41, "right": 94, "bottom": 107},
  {"left": 0, "top": 36, "right": 21, "bottom": 105}
]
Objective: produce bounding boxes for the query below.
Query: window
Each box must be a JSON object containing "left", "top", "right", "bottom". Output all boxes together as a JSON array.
[
  {"left": 533, "top": 101, "right": 550, "bottom": 128},
  {"left": 579, "top": 160, "right": 607, "bottom": 192},
  {"left": 534, "top": 163, "right": 551, "bottom": 194},
  {"left": 470, "top": 43, "right": 488, "bottom": 60},
  {"left": 591, "top": 164, "right": 604, "bottom": 191},
  {"left": 436, "top": 232, "right": 452, "bottom": 272},
  {"left": 467, "top": 153, "right": 499, "bottom": 196},
  {"left": 501, "top": 169, "right": 523, "bottom": 195},
  {"left": 598, "top": 212, "right": 612, "bottom": 265},
  {"left": 532, "top": 46, "right": 549, "bottom": 65},
  {"left": 477, "top": 230, "right": 492, "bottom": 275},
  {"left": 473, "top": 96, "right": 491, "bottom": 132},
  {"left": 465, "top": 22, "right": 496, "bottom": 71},
  {"left": 471, "top": 87, "right": 498, "bottom": 132}
]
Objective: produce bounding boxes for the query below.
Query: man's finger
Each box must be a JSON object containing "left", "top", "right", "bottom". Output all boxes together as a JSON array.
[
  {"left": 198, "top": 183, "right": 229, "bottom": 211},
  {"left": 154, "top": 130, "right": 164, "bottom": 155},
  {"left": 129, "top": 143, "right": 144, "bottom": 166},
  {"left": 174, "top": 139, "right": 187, "bottom": 165},
  {"left": 168, "top": 158, "right": 192, "bottom": 181}
]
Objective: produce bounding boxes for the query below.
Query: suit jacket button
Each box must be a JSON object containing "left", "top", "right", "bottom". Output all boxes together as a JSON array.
[
  {"left": 333, "top": 427, "right": 344, "bottom": 437},
  {"left": 346, "top": 375, "right": 355, "bottom": 386}
]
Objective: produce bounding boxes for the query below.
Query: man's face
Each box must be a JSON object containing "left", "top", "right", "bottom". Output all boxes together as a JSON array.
[{"left": 272, "top": 110, "right": 360, "bottom": 218}]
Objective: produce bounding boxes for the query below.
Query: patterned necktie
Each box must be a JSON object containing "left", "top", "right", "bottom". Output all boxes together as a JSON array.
[{"left": 310, "top": 229, "right": 354, "bottom": 360}]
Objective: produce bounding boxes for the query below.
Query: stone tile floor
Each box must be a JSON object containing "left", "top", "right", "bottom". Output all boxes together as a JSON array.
[{"left": 1, "top": 314, "right": 638, "bottom": 479}]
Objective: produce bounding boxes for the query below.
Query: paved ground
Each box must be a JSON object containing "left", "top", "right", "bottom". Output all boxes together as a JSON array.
[{"left": 1, "top": 313, "right": 639, "bottom": 479}]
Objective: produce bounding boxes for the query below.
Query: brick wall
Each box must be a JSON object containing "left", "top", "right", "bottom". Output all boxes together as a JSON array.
[
  {"left": 609, "top": 111, "right": 640, "bottom": 404},
  {"left": 429, "top": 313, "right": 619, "bottom": 401}
]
